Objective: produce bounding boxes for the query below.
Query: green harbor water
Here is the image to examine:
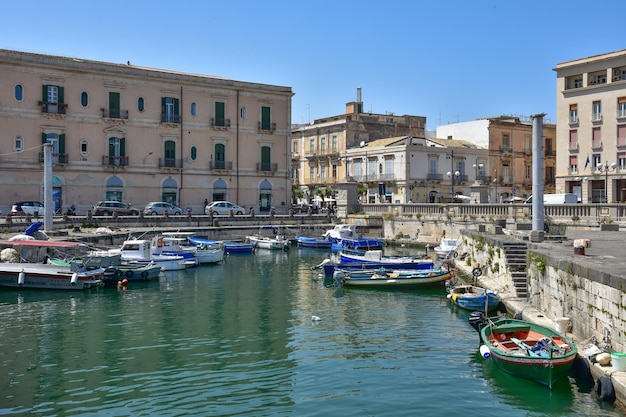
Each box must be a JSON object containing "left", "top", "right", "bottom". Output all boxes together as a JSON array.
[{"left": 0, "top": 248, "right": 624, "bottom": 416}]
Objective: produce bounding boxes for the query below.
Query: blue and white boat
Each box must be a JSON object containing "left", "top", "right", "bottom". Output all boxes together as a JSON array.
[
  {"left": 322, "top": 224, "right": 383, "bottom": 251},
  {"left": 188, "top": 237, "right": 254, "bottom": 255},
  {"left": 446, "top": 284, "right": 501, "bottom": 312},
  {"left": 295, "top": 235, "right": 332, "bottom": 249},
  {"left": 315, "top": 251, "right": 435, "bottom": 277},
  {"left": 152, "top": 235, "right": 198, "bottom": 267}
]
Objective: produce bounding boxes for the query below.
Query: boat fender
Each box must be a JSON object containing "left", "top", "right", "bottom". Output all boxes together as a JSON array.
[
  {"left": 126, "top": 270, "right": 134, "bottom": 278},
  {"left": 18, "top": 270, "right": 25, "bottom": 286},
  {"left": 452, "top": 251, "right": 458, "bottom": 258},
  {"left": 70, "top": 272, "right": 79, "bottom": 285},
  {"left": 141, "top": 270, "right": 149, "bottom": 278},
  {"left": 480, "top": 345, "right": 490, "bottom": 359},
  {"left": 472, "top": 267, "right": 482, "bottom": 278},
  {"left": 595, "top": 375, "right": 616, "bottom": 403}
]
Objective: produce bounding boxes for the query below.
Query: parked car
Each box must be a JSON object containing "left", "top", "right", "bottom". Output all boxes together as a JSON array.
[
  {"left": 290, "top": 203, "right": 319, "bottom": 214},
  {"left": 93, "top": 201, "right": 140, "bottom": 216},
  {"left": 204, "top": 201, "right": 245, "bottom": 215},
  {"left": 10, "top": 201, "right": 44, "bottom": 216},
  {"left": 144, "top": 202, "right": 183, "bottom": 215}
]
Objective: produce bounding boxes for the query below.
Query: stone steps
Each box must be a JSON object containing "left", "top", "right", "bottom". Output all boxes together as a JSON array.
[{"left": 502, "top": 242, "right": 529, "bottom": 298}]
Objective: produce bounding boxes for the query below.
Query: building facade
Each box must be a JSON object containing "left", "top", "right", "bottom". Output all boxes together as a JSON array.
[
  {"left": 554, "top": 49, "right": 626, "bottom": 203},
  {"left": 0, "top": 49, "right": 292, "bottom": 214},
  {"left": 437, "top": 116, "right": 556, "bottom": 202}
]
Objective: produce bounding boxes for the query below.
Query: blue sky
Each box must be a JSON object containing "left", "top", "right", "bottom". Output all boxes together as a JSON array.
[{"left": 3, "top": 1, "right": 625, "bottom": 130}]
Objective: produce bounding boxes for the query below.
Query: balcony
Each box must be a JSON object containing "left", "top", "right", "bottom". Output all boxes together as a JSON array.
[
  {"left": 102, "top": 108, "right": 129, "bottom": 119},
  {"left": 618, "top": 137, "right": 626, "bottom": 148},
  {"left": 544, "top": 149, "right": 556, "bottom": 158},
  {"left": 211, "top": 118, "right": 231, "bottom": 129},
  {"left": 617, "top": 109, "right": 626, "bottom": 119},
  {"left": 209, "top": 160, "right": 233, "bottom": 170},
  {"left": 39, "top": 152, "right": 68, "bottom": 164},
  {"left": 591, "top": 112, "right": 603, "bottom": 123},
  {"left": 257, "top": 121, "right": 276, "bottom": 133},
  {"left": 500, "top": 146, "right": 513, "bottom": 154},
  {"left": 591, "top": 140, "right": 603, "bottom": 151},
  {"left": 568, "top": 142, "right": 579, "bottom": 152},
  {"left": 257, "top": 162, "right": 278, "bottom": 172},
  {"left": 102, "top": 155, "right": 129, "bottom": 166},
  {"left": 501, "top": 176, "right": 514, "bottom": 184},
  {"left": 159, "top": 157, "right": 182, "bottom": 168},
  {"left": 427, "top": 173, "right": 443, "bottom": 182},
  {"left": 40, "top": 101, "right": 67, "bottom": 115},
  {"left": 378, "top": 173, "right": 396, "bottom": 181},
  {"left": 160, "top": 114, "right": 181, "bottom": 124},
  {"left": 569, "top": 115, "right": 579, "bottom": 125}
]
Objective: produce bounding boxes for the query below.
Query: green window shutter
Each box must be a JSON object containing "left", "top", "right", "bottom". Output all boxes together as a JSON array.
[
  {"left": 215, "top": 102, "right": 225, "bottom": 122},
  {"left": 261, "top": 106, "right": 271, "bottom": 129},
  {"left": 120, "top": 138, "right": 126, "bottom": 156},
  {"left": 261, "top": 146, "right": 271, "bottom": 164},
  {"left": 58, "top": 87, "right": 64, "bottom": 104},
  {"left": 165, "top": 140, "right": 176, "bottom": 159},
  {"left": 161, "top": 97, "right": 167, "bottom": 115},
  {"left": 42, "top": 85, "right": 48, "bottom": 102},
  {"left": 109, "top": 139, "right": 115, "bottom": 156},
  {"left": 174, "top": 99, "right": 180, "bottom": 116},
  {"left": 42, "top": 133, "right": 47, "bottom": 144},
  {"left": 59, "top": 134, "right": 65, "bottom": 154},
  {"left": 215, "top": 144, "right": 225, "bottom": 161},
  {"left": 109, "top": 92, "right": 120, "bottom": 111}
]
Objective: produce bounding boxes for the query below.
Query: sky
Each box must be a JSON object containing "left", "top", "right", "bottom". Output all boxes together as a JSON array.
[{"left": 3, "top": 1, "right": 626, "bottom": 131}]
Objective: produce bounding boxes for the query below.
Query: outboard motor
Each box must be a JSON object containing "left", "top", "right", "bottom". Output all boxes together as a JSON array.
[
  {"left": 469, "top": 311, "right": 487, "bottom": 334},
  {"left": 333, "top": 270, "right": 345, "bottom": 287}
]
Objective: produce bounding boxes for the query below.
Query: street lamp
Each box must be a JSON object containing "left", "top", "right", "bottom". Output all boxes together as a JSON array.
[
  {"left": 473, "top": 159, "right": 484, "bottom": 183},
  {"left": 447, "top": 170, "right": 460, "bottom": 201},
  {"left": 597, "top": 161, "right": 617, "bottom": 203}
]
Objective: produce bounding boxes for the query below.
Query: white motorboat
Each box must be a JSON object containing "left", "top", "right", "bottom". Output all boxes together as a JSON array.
[
  {"left": 246, "top": 226, "right": 290, "bottom": 251},
  {"left": 118, "top": 239, "right": 187, "bottom": 271},
  {"left": 434, "top": 237, "right": 461, "bottom": 258}
]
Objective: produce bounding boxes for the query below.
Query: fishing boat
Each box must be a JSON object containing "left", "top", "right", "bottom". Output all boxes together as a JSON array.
[
  {"left": 333, "top": 265, "right": 455, "bottom": 289},
  {"left": 295, "top": 235, "right": 332, "bottom": 249},
  {"left": 160, "top": 233, "right": 225, "bottom": 264},
  {"left": 314, "top": 254, "right": 435, "bottom": 277},
  {"left": 0, "top": 239, "right": 104, "bottom": 290},
  {"left": 322, "top": 224, "right": 383, "bottom": 251},
  {"left": 246, "top": 226, "right": 291, "bottom": 251},
  {"left": 339, "top": 249, "right": 429, "bottom": 265},
  {"left": 446, "top": 283, "right": 501, "bottom": 312},
  {"left": 152, "top": 234, "right": 198, "bottom": 267},
  {"left": 434, "top": 237, "right": 461, "bottom": 258},
  {"left": 118, "top": 239, "right": 187, "bottom": 271},
  {"left": 474, "top": 315, "right": 577, "bottom": 389}
]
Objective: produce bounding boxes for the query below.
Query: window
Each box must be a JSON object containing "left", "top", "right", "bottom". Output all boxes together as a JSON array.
[
  {"left": 80, "top": 139, "right": 88, "bottom": 157},
  {"left": 332, "top": 163, "right": 337, "bottom": 179},
  {"left": 292, "top": 140, "right": 298, "bottom": 154},
  {"left": 569, "top": 156, "right": 578, "bottom": 174},
  {"left": 240, "top": 106, "right": 246, "bottom": 120},
  {"left": 108, "top": 137, "right": 125, "bottom": 166},
  {"left": 309, "top": 165, "right": 316, "bottom": 180},
  {"left": 619, "top": 153, "right": 626, "bottom": 171},
  {"left": 368, "top": 158, "right": 376, "bottom": 180},
  {"left": 569, "top": 104, "right": 578, "bottom": 124},
  {"left": 309, "top": 139, "right": 315, "bottom": 154},
  {"left": 138, "top": 97, "right": 144, "bottom": 112},
  {"left": 81, "top": 91, "right": 89, "bottom": 107},
  {"left": 593, "top": 154, "right": 601, "bottom": 170},
  {"left": 525, "top": 164, "right": 531, "bottom": 179},
  {"left": 261, "top": 146, "right": 271, "bottom": 171},
  {"left": 353, "top": 161, "right": 361, "bottom": 178},
  {"left": 429, "top": 159, "right": 437, "bottom": 175},
  {"left": 14, "top": 137, "right": 23, "bottom": 152},
  {"left": 523, "top": 134, "right": 531, "bottom": 153},
  {"left": 332, "top": 135, "right": 338, "bottom": 152},
  {"left": 191, "top": 146, "right": 197, "bottom": 161},
  {"left": 320, "top": 164, "right": 327, "bottom": 179},
  {"left": 502, "top": 133, "right": 510, "bottom": 148},
  {"left": 320, "top": 136, "right": 326, "bottom": 153},
  {"left": 569, "top": 130, "right": 578, "bottom": 150},
  {"left": 42, "top": 132, "right": 66, "bottom": 163},
  {"left": 190, "top": 102, "right": 197, "bottom": 116},
  {"left": 592, "top": 101, "right": 602, "bottom": 121},
  {"left": 14, "top": 84, "right": 23, "bottom": 101},
  {"left": 214, "top": 101, "right": 225, "bottom": 126},
  {"left": 214, "top": 143, "right": 225, "bottom": 169},
  {"left": 108, "top": 92, "right": 122, "bottom": 118},
  {"left": 619, "top": 125, "right": 626, "bottom": 147},
  {"left": 41, "top": 84, "right": 65, "bottom": 114},
  {"left": 618, "top": 97, "right": 626, "bottom": 118},
  {"left": 161, "top": 97, "right": 180, "bottom": 123},
  {"left": 260, "top": 106, "right": 271, "bottom": 130},
  {"left": 592, "top": 127, "right": 602, "bottom": 148},
  {"left": 164, "top": 140, "right": 176, "bottom": 167}
]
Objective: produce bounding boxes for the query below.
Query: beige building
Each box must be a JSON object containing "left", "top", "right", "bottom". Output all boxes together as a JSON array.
[
  {"left": 554, "top": 49, "right": 626, "bottom": 203},
  {"left": 291, "top": 88, "right": 426, "bottom": 204},
  {"left": 437, "top": 116, "right": 556, "bottom": 202},
  {"left": 0, "top": 49, "right": 293, "bottom": 214}
]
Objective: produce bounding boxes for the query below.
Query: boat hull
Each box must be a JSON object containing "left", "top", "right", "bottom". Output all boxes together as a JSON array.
[
  {"left": 479, "top": 318, "right": 577, "bottom": 389},
  {"left": 296, "top": 236, "right": 332, "bottom": 249},
  {"left": 338, "top": 269, "right": 454, "bottom": 289},
  {"left": 448, "top": 285, "right": 501, "bottom": 312},
  {"left": 323, "top": 260, "right": 434, "bottom": 276},
  {"left": 0, "top": 264, "right": 103, "bottom": 290}
]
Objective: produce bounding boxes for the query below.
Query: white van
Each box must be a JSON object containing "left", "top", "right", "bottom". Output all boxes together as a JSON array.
[{"left": 525, "top": 193, "right": 578, "bottom": 204}]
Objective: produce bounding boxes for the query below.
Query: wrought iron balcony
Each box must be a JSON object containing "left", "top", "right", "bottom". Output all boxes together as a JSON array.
[
  {"left": 159, "top": 157, "right": 182, "bottom": 168},
  {"left": 39, "top": 152, "right": 68, "bottom": 164},
  {"left": 257, "top": 122, "right": 276, "bottom": 132},
  {"left": 160, "top": 113, "right": 181, "bottom": 124},
  {"left": 102, "top": 108, "right": 129, "bottom": 119},
  {"left": 210, "top": 160, "right": 233, "bottom": 170},
  {"left": 257, "top": 162, "right": 278, "bottom": 172},
  {"left": 211, "top": 118, "right": 231, "bottom": 128},
  {"left": 102, "top": 155, "right": 129, "bottom": 166},
  {"left": 40, "top": 101, "right": 67, "bottom": 114}
]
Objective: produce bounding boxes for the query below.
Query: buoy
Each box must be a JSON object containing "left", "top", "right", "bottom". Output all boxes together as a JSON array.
[
  {"left": 480, "top": 345, "right": 491, "bottom": 359},
  {"left": 18, "top": 270, "right": 25, "bottom": 285},
  {"left": 70, "top": 272, "right": 78, "bottom": 285}
]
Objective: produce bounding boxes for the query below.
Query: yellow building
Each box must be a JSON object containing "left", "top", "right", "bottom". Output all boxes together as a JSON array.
[
  {"left": 0, "top": 49, "right": 293, "bottom": 214},
  {"left": 554, "top": 49, "right": 626, "bottom": 203}
]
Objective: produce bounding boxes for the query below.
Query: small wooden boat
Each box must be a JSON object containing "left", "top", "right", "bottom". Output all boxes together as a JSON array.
[
  {"left": 475, "top": 316, "right": 577, "bottom": 389},
  {"left": 188, "top": 237, "right": 254, "bottom": 255},
  {"left": 334, "top": 265, "right": 455, "bottom": 289},
  {"left": 246, "top": 226, "right": 291, "bottom": 251},
  {"left": 295, "top": 235, "right": 332, "bottom": 249},
  {"left": 446, "top": 283, "right": 501, "bottom": 312}
]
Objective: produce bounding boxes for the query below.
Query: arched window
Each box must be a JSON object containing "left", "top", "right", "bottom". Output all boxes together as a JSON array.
[
  {"left": 259, "top": 179, "right": 273, "bottom": 212},
  {"left": 190, "top": 146, "right": 197, "bottom": 161},
  {"left": 81, "top": 91, "right": 89, "bottom": 107},
  {"left": 14, "top": 84, "right": 23, "bottom": 101},
  {"left": 190, "top": 102, "right": 197, "bottom": 116},
  {"left": 138, "top": 97, "right": 145, "bottom": 112},
  {"left": 214, "top": 143, "right": 225, "bottom": 169},
  {"left": 164, "top": 140, "right": 176, "bottom": 167},
  {"left": 240, "top": 106, "right": 247, "bottom": 120}
]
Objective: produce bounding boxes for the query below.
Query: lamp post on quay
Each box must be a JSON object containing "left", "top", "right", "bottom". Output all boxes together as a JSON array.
[
  {"left": 597, "top": 161, "right": 617, "bottom": 203},
  {"left": 473, "top": 159, "right": 484, "bottom": 184},
  {"left": 447, "top": 170, "right": 460, "bottom": 201}
]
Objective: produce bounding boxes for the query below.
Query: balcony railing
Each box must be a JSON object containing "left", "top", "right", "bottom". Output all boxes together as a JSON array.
[
  {"left": 258, "top": 122, "right": 276, "bottom": 132},
  {"left": 210, "top": 160, "right": 233, "bottom": 170},
  {"left": 500, "top": 146, "right": 513, "bottom": 153},
  {"left": 40, "top": 102, "right": 67, "bottom": 114},
  {"left": 102, "top": 155, "right": 129, "bottom": 166},
  {"left": 591, "top": 112, "right": 603, "bottom": 122},
  {"left": 617, "top": 137, "right": 626, "bottom": 147},
  {"left": 591, "top": 140, "right": 603, "bottom": 150},
  {"left": 39, "top": 152, "right": 69, "bottom": 164},
  {"left": 102, "top": 108, "right": 129, "bottom": 119},
  {"left": 569, "top": 142, "right": 579, "bottom": 151},
  {"left": 159, "top": 157, "right": 182, "bottom": 168},
  {"left": 569, "top": 115, "right": 579, "bottom": 124},
  {"left": 427, "top": 173, "right": 443, "bottom": 181},
  {"left": 211, "top": 118, "right": 231, "bottom": 128},
  {"left": 257, "top": 162, "right": 278, "bottom": 172},
  {"left": 502, "top": 176, "right": 514, "bottom": 184},
  {"left": 618, "top": 109, "right": 626, "bottom": 119},
  {"left": 161, "top": 114, "right": 181, "bottom": 124}
]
